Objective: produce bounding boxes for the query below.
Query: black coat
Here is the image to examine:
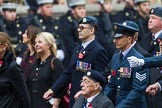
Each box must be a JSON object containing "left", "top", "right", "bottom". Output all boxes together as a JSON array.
[
  {"left": 133, "top": 42, "right": 151, "bottom": 57},
  {"left": 94, "top": 11, "right": 116, "bottom": 60},
  {"left": 140, "top": 32, "right": 160, "bottom": 56},
  {"left": 0, "top": 50, "right": 30, "bottom": 108},
  {"left": 141, "top": 32, "right": 162, "bottom": 108},
  {"left": 27, "top": 55, "right": 64, "bottom": 108},
  {"left": 0, "top": 17, "right": 27, "bottom": 56},
  {"left": 59, "top": 11, "right": 81, "bottom": 66},
  {"left": 73, "top": 93, "right": 114, "bottom": 108},
  {"left": 51, "top": 40, "right": 109, "bottom": 108},
  {"left": 134, "top": 13, "right": 150, "bottom": 42}
]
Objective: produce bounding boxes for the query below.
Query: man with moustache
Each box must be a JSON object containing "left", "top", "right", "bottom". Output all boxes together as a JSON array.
[{"left": 73, "top": 70, "right": 114, "bottom": 108}]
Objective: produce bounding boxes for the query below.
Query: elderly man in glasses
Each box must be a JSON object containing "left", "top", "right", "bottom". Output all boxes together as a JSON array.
[
  {"left": 73, "top": 70, "right": 114, "bottom": 108},
  {"left": 43, "top": 16, "right": 109, "bottom": 108}
]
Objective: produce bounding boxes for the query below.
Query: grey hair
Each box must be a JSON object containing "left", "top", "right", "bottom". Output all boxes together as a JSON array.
[{"left": 98, "top": 85, "right": 103, "bottom": 92}]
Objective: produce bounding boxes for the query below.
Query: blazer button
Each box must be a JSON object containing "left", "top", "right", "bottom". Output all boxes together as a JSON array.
[{"left": 118, "top": 86, "right": 120, "bottom": 89}]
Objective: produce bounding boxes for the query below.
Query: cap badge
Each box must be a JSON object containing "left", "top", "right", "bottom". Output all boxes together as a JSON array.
[
  {"left": 151, "top": 9, "right": 154, "bottom": 14},
  {"left": 122, "top": 22, "right": 127, "bottom": 26},
  {"left": 114, "top": 25, "right": 117, "bottom": 30},
  {"left": 83, "top": 18, "right": 87, "bottom": 23},
  {"left": 87, "top": 71, "right": 91, "bottom": 76}
]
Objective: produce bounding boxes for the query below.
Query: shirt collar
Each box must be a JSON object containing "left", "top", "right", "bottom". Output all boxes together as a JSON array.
[
  {"left": 154, "top": 30, "right": 162, "bottom": 40},
  {"left": 131, "top": 41, "right": 136, "bottom": 47},
  {"left": 82, "top": 38, "right": 95, "bottom": 49},
  {"left": 121, "top": 46, "right": 132, "bottom": 58},
  {"left": 87, "top": 93, "right": 99, "bottom": 103}
]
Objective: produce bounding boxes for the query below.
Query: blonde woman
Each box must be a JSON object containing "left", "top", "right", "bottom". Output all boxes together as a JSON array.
[{"left": 27, "top": 32, "right": 64, "bottom": 108}]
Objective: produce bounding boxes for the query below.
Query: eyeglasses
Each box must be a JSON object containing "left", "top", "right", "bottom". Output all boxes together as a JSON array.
[
  {"left": 80, "top": 79, "right": 95, "bottom": 85},
  {"left": 78, "top": 26, "right": 91, "bottom": 31}
]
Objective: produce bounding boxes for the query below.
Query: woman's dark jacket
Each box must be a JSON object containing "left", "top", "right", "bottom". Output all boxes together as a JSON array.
[
  {"left": 27, "top": 55, "right": 64, "bottom": 108},
  {"left": 0, "top": 50, "right": 31, "bottom": 108}
]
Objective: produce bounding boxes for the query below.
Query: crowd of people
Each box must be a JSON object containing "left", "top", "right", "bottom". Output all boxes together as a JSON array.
[{"left": 0, "top": 0, "right": 162, "bottom": 108}]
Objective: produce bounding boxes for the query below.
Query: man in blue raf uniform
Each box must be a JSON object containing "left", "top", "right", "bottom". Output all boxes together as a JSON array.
[
  {"left": 29, "top": 0, "right": 66, "bottom": 61},
  {"left": 73, "top": 70, "right": 114, "bottom": 108},
  {"left": 59, "top": 0, "right": 86, "bottom": 67},
  {"left": 104, "top": 21, "right": 149, "bottom": 108},
  {"left": 43, "top": 16, "right": 109, "bottom": 108},
  {"left": 0, "top": 2, "right": 27, "bottom": 56}
]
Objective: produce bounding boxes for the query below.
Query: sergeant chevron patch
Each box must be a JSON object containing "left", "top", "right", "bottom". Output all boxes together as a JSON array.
[{"left": 136, "top": 72, "right": 146, "bottom": 81}]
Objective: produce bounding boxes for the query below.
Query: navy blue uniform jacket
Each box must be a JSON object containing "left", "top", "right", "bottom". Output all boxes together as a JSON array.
[
  {"left": 143, "top": 55, "right": 162, "bottom": 68},
  {"left": 51, "top": 40, "right": 109, "bottom": 108},
  {"left": 104, "top": 48, "right": 149, "bottom": 108}
]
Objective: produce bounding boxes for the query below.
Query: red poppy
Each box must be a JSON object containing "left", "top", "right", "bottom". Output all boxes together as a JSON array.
[
  {"left": 78, "top": 53, "right": 84, "bottom": 59},
  {"left": 157, "top": 38, "right": 161, "bottom": 43},
  {"left": 111, "top": 70, "right": 116, "bottom": 76},
  {"left": 0, "top": 60, "right": 3, "bottom": 67},
  {"left": 88, "top": 102, "right": 92, "bottom": 108}
]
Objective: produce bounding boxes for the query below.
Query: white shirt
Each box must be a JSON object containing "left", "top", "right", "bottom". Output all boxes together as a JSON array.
[
  {"left": 86, "top": 93, "right": 99, "bottom": 107},
  {"left": 153, "top": 30, "right": 162, "bottom": 40}
]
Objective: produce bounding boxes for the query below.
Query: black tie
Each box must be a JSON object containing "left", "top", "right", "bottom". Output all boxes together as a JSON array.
[
  {"left": 151, "top": 34, "right": 155, "bottom": 45},
  {"left": 82, "top": 99, "right": 87, "bottom": 108},
  {"left": 80, "top": 45, "right": 84, "bottom": 52},
  {"left": 152, "top": 34, "right": 155, "bottom": 40},
  {"left": 120, "top": 53, "right": 123, "bottom": 63}
]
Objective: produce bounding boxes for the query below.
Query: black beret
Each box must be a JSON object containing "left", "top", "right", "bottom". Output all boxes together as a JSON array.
[
  {"left": 79, "top": 16, "right": 97, "bottom": 25},
  {"left": 84, "top": 70, "right": 106, "bottom": 87},
  {"left": 113, "top": 20, "right": 139, "bottom": 38},
  {"left": 149, "top": 7, "right": 162, "bottom": 18}
]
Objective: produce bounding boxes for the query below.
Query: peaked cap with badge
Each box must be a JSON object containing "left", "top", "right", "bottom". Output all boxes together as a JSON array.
[
  {"left": 149, "top": 7, "right": 162, "bottom": 18},
  {"left": 2, "top": 2, "right": 17, "bottom": 11},
  {"left": 68, "top": 0, "right": 86, "bottom": 8},
  {"left": 134, "top": 0, "right": 150, "bottom": 5},
  {"left": 113, "top": 20, "right": 139, "bottom": 38},
  {"left": 84, "top": 70, "right": 106, "bottom": 87},
  {"left": 78, "top": 16, "right": 98, "bottom": 25},
  {"left": 97, "top": 0, "right": 112, "bottom": 4},
  {"left": 37, "top": 0, "right": 54, "bottom": 5}
]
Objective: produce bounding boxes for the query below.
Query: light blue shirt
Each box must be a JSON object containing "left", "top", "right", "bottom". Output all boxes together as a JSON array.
[{"left": 82, "top": 38, "right": 95, "bottom": 49}]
